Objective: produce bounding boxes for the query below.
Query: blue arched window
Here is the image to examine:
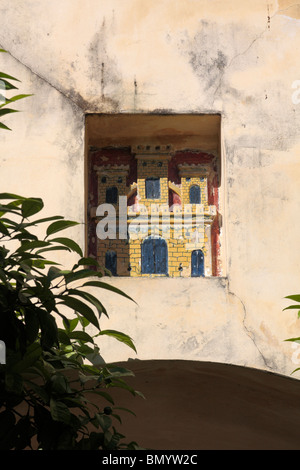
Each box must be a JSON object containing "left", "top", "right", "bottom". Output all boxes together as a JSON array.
[
  {"left": 105, "top": 250, "right": 117, "bottom": 276},
  {"left": 106, "top": 186, "right": 118, "bottom": 204},
  {"left": 191, "top": 249, "right": 204, "bottom": 277},
  {"left": 141, "top": 236, "right": 168, "bottom": 274},
  {"left": 189, "top": 185, "right": 201, "bottom": 204}
]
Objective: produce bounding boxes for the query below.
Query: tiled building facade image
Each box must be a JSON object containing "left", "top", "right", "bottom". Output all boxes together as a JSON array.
[{"left": 88, "top": 144, "right": 222, "bottom": 278}]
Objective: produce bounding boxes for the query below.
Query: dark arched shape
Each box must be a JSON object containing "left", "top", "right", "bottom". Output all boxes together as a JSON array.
[
  {"left": 102, "top": 359, "right": 300, "bottom": 450},
  {"left": 189, "top": 185, "right": 201, "bottom": 204},
  {"left": 105, "top": 250, "right": 117, "bottom": 276},
  {"left": 145, "top": 177, "right": 161, "bottom": 199},
  {"left": 141, "top": 236, "right": 168, "bottom": 275},
  {"left": 191, "top": 249, "right": 204, "bottom": 277},
  {"left": 106, "top": 186, "right": 118, "bottom": 204}
]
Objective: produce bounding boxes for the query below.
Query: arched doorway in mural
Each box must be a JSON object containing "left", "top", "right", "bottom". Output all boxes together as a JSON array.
[{"left": 141, "top": 236, "right": 168, "bottom": 275}]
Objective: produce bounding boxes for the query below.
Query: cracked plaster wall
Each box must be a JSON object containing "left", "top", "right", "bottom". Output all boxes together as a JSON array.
[{"left": 0, "top": 0, "right": 300, "bottom": 375}]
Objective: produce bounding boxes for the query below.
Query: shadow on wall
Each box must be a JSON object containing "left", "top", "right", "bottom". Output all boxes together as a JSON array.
[{"left": 107, "top": 359, "right": 300, "bottom": 450}]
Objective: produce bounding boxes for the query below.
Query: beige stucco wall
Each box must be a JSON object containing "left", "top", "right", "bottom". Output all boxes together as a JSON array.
[{"left": 0, "top": 0, "right": 300, "bottom": 376}]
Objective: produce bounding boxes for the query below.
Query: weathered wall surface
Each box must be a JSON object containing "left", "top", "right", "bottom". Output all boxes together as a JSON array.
[{"left": 0, "top": 0, "right": 300, "bottom": 375}]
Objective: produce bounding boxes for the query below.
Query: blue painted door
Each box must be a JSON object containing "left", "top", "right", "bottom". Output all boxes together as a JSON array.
[
  {"left": 191, "top": 249, "right": 204, "bottom": 277},
  {"left": 141, "top": 237, "right": 168, "bottom": 274},
  {"left": 154, "top": 238, "right": 168, "bottom": 274},
  {"left": 105, "top": 250, "right": 117, "bottom": 276},
  {"left": 141, "top": 238, "right": 154, "bottom": 274}
]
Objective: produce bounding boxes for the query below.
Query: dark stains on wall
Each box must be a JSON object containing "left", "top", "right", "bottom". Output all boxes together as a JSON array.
[
  {"left": 101, "top": 62, "right": 105, "bottom": 98},
  {"left": 87, "top": 18, "right": 122, "bottom": 111},
  {"left": 133, "top": 77, "right": 138, "bottom": 110},
  {"left": 177, "top": 20, "right": 230, "bottom": 95},
  {"left": 177, "top": 17, "right": 300, "bottom": 152},
  {"left": 189, "top": 48, "right": 228, "bottom": 91},
  {"left": 65, "top": 89, "right": 92, "bottom": 112}
]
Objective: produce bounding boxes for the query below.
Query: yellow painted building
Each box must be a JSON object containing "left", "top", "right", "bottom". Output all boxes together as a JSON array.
[{"left": 96, "top": 144, "right": 218, "bottom": 278}]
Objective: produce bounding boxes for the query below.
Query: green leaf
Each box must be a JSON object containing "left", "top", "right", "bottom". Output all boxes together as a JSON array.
[
  {"left": 76, "top": 343, "right": 95, "bottom": 356},
  {"left": 78, "top": 372, "right": 100, "bottom": 384},
  {"left": 16, "top": 240, "right": 49, "bottom": 252},
  {"left": 65, "top": 269, "right": 99, "bottom": 285},
  {"left": 78, "top": 316, "right": 90, "bottom": 328},
  {"left": 0, "top": 72, "right": 20, "bottom": 81},
  {"left": 59, "top": 296, "right": 99, "bottom": 329},
  {"left": 0, "top": 122, "right": 11, "bottom": 130},
  {"left": 12, "top": 231, "right": 38, "bottom": 241},
  {"left": 283, "top": 305, "right": 300, "bottom": 311},
  {"left": 0, "top": 79, "right": 18, "bottom": 90},
  {"left": 284, "top": 337, "right": 300, "bottom": 343},
  {"left": 50, "top": 398, "right": 71, "bottom": 424},
  {"left": 47, "top": 266, "right": 64, "bottom": 281},
  {"left": 0, "top": 108, "right": 18, "bottom": 117},
  {"left": 50, "top": 374, "right": 72, "bottom": 394},
  {"left": 285, "top": 295, "right": 300, "bottom": 302},
  {"left": 108, "top": 377, "right": 144, "bottom": 397},
  {"left": 113, "top": 406, "right": 136, "bottom": 417},
  {"left": 68, "top": 331, "right": 94, "bottom": 343},
  {"left": 77, "top": 257, "right": 99, "bottom": 266},
  {"left": 98, "top": 330, "right": 137, "bottom": 353},
  {"left": 46, "top": 220, "right": 79, "bottom": 237},
  {"left": 83, "top": 280, "right": 135, "bottom": 303},
  {"left": 25, "top": 380, "right": 49, "bottom": 404},
  {"left": 33, "top": 259, "right": 61, "bottom": 268},
  {"left": 0, "top": 192, "right": 24, "bottom": 200},
  {"left": 58, "top": 329, "right": 71, "bottom": 345},
  {"left": 49, "top": 237, "right": 83, "bottom": 257},
  {"left": 36, "top": 246, "right": 71, "bottom": 255},
  {"left": 21, "top": 197, "right": 44, "bottom": 218},
  {"left": 105, "top": 366, "right": 135, "bottom": 378},
  {"left": 0, "top": 203, "right": 22, "bottom": 216},
  {"left": 38, "top": 311, "right": 58, "bottom": 348},
  {"left": 0, "top": 220, "right": 9, "bottom": 235},
  {"left": 89, "top": 390, "right": 115, "bottom": 404},
  {"left": 0, "top": 94, "right": 33, "bottom": 109},
  {"left": 67, "top": 288, "right": 108, "bottom": 317},
  {"left": 63, "top": 317, "right": 79, "bottom": 332},
  {"left": 21, "top": 215, "right": 64, "bottom": 228}
]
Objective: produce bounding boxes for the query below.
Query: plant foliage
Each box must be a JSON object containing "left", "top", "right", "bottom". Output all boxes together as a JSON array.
[
  {"left": 0, "top": 193, "right": 141, "bottom": 450},
  {"left": 0, "top": 48, "right": 32, "bottom": 130},
  {"left": 283, "top": 294, "right": 300, "bottom": 374}
]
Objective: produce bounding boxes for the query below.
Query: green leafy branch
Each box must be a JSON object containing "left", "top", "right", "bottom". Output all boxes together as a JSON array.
[
  {"left": 0, "top": 193, "right": 142, "bottom": 450},
  {"left": 283, "top": 294, "right": 300, "bottom": 374},
  {"left": 0, "top": 49, "right": 32, "bottom": 130}
]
